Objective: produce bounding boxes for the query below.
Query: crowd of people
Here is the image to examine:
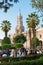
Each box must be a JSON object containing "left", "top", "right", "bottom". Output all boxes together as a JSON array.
[{"left": 0, "top": 46, "right": 27, "bottom": 57}]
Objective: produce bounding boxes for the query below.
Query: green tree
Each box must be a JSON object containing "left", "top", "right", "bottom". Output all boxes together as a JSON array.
[
  {"left": 14, "top": 34, "right": 26, "bottom": 44},
  {"left": 2, "top": 37, "right": 11, "bottom": 49},
  {"left": 14, "top": 43, "right": 23, "bottom": 48},
  {"left": 1, "top": 20, "right": 11, "bottom": 37},
  {"left": 2, "top": 37, "right": 11, "bottom": 44},
  {"left": 31, "top": 0, "right": 43, "bottom": 12},
  {"left": 31, "top": 0, "right": 43, "bottom": 20},
  {"left": 0, "top": 0, "right": 18, "bottom": 12},
  {"left": 31, "top": 37, "right": 40, "bottom": 50},
  {"left": 26, "top": 12, "right": 39, "bottom": 37},
  {"left": 2, "top": 44, "right": 11, "bottom": 49}
]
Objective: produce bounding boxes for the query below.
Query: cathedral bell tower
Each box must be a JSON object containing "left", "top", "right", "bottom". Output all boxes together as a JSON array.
[{"left": 15, "top": 11, "right": 24, "bottom": 35}]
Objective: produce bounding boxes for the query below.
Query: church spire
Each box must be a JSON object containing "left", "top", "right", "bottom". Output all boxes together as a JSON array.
[
  {"left": 17, "top": 9, "right": 22, "bottom": 19},
  {"left": 15, "top": 10, "right": 24, "bottom": 35},
  {"left": 18, "top": 9, "right": 21, "bottom": 16}
]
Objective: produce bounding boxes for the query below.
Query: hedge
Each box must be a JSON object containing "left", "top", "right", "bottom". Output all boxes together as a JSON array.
[
  {"left": 0, "top": 57, "right": 43, "bottom": 65},
  {"left": 0, "top": 54, "right": 43, "bottom": 62}
]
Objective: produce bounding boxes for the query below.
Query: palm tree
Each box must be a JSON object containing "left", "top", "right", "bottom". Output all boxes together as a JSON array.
[
  {"left": 1, "top": 20, "right": 11, "bottom": 37},
  {"left": 26, "top": 12, "right": 39, "bottom": 37},
  {"left": 26, "top": 13, "right": 39, "bottom": 50}
]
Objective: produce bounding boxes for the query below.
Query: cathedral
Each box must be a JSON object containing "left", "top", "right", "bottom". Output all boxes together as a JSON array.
[{"left": 9, "top": 12, "right": 43, "bottom": 50}]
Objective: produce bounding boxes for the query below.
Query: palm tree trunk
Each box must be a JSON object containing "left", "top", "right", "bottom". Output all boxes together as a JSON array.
[
  {"left": 32, "top": 28, "right": 36, "bottom": 37},
  {"left": 29, "top": 29, "right": 31, "bottom": 49},
  {"left": 32, "top": 28, "right": 37, "bottom": 53},
  {"left": 32, "top": 19, "right": 36, "bottom": 37},
  {"left": 5, "top": 31, "right": 7, "bottom": 37}
]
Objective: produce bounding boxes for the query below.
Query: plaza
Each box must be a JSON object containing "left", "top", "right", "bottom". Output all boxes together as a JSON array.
[{"left": 0, "top": 0, "right": 43, "bottom": 65}]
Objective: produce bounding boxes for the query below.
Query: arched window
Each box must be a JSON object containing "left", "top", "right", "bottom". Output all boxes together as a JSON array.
[
  {"left": 40, "top": 35, "right": 42, "bottom": 38},
  {"left": 39, "top": 40, "right": 42, "bottom": 49}
]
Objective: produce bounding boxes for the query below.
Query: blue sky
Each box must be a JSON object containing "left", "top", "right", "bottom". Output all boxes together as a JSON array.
[{"left": 0, "top": 0, "right": 42, "bottom": 39}]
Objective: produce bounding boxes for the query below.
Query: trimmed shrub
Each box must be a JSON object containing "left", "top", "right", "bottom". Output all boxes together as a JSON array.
[
  {"left": 14, "top": 43, "right": 23, "bottom": 48},
  {"left": 14, "top": 34, "right": 26, "bottom": 43},
  {"left": 2, "top": 37, "right": 11, "bottom": 44},
  {"left": 2, "top": 44, "right": 11, "bottom": 49}
]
